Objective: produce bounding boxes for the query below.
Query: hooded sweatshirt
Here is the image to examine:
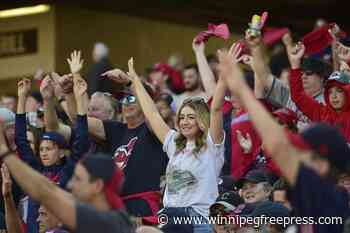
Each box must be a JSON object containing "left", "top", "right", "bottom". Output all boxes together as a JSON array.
[
  {"left": 15, "top": 114, "right": 90, "bottom": 233},
  {"left": 290, "top": 69, "right": 350, "bottom": 142}
]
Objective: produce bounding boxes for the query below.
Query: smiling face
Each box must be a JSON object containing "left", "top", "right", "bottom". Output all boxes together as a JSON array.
[
  {"left": 241, "top": 182, "right": 271, "bottom": 204},
  {"left": 178, "top": 106, "right": 200, "bottom": 140},
  {"left": 328, "top": 86, "right": 346, "bottom": 111},
  {"left": 122, "top": 100, "right": 143, "bottom": 121}
]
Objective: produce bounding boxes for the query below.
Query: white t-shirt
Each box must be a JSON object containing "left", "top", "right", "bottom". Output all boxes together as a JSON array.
[{"left": 162, "top": 130, "right": 225, "bottom": 216}]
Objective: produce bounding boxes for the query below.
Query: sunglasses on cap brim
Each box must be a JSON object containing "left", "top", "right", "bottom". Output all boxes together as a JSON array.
[
  {"left": 303, "top": 70, "right": 315, "bottom": 76},
  {"left": 120, "top": 95, "right": 137, "bottom": 105},
  {"left": 183, "top": 97, "right": 206, "bottom": 105}
]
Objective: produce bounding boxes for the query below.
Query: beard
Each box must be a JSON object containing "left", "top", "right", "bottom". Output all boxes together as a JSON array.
[{"left": 185, "top": 81, "right": 200, "bottom": 92}]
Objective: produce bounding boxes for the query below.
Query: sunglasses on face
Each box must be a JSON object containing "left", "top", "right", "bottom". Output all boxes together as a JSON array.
[
  {"left": 120, "top": 95, "right": 137, "bottom": 105},
  {"left": 303, "top": 70, "right": 315, "bottom": 76}
]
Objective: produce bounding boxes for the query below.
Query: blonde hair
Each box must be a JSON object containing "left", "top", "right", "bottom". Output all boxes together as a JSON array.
[{"left": 175, "top": 98, "right": 210, "bottom": 156}]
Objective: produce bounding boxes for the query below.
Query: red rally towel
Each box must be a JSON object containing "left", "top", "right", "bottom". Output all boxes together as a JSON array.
[{"left": 195, "top": 23, "right": 230, "bottom": 44}]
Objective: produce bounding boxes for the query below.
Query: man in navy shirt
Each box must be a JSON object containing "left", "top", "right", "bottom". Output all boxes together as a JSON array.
[{"left": 47, "top": 53, "right": 168, "bottom": 217}]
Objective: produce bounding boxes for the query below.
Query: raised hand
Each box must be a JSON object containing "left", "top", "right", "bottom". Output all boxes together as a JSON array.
[
  {"left": 67, "top": 50, "right": 84, "bottom": 74},
  {"left": 236, "top": 130, "right": 253, "bottom": 154},
  {"left": 282, "top": 32, "right": 293, "bottom": 48},
  {"left": 192, "top": 38, "right": 205, "bottom": 54},
  {"left": 228, "top": 42, "right": 245, "bottom": 64},
  {"left": 1, "top": 164, "right": 12, "bottom": 197},
  {"left": 217, "top": 43, "right": 245, "bottom": 93},
  {"left": 17, "top": 78, "right": 32, "bottom": 98},
  {"left": 245, "top": 30, "right": 262, "bottom": 48},
  {"left": 40, "top": 75, "right": 55, "bottom": 100},
  {"left": 0, "top": 123, "right": 9, "bottom": 155},
  {"left": 52, "top": 72, "right": 74, "bottom": 95},
  {"left": 340, "top": 61, "right": 350, "bottom": 76},
  {"left": 50, "top": 72, "right": 64, "bottom": 99},
  {"left": 102, "top": 68, "right": 130, "bottom": 85},
  {"left": 335, "top": 42, "right": 350, "bottom": 62},
  {"left": 73, "top": 76, "right": 88, "bottom": 98},
  {"left": 241, "top": 54, "right": 254, "bottom": 68},
  {"left": 287, "top": 42, "right": 305, "bottom": 69},
  {"left": 127, "top": 57, "right": 140, "bottom": 83}
]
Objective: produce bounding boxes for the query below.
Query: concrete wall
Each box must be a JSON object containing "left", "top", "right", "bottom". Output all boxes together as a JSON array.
[
  {"left": 0, "top": 4, "right": 239, "bottom": 94},
  {"left": 55, "top": 5, "right": 238, "bottom": 75},
  {"left": 0, "top": 7, "right": 55, "bottom": 80}
]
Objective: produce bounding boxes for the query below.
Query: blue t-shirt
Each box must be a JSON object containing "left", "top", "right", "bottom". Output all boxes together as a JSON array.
[{"left": 291, "top": 164, "right": 349, "bottom": 233}]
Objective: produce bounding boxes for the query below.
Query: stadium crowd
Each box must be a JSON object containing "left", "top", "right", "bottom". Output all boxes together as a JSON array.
[{"left": 0, "top": 14, "right": 350, "bottom": 233}]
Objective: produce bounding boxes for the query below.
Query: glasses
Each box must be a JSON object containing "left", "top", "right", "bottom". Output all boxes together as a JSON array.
[
  {"left": 94, "top": 91, "right": 112, "bottom": 97},
  {"left": 120, "top": 95, "right": 137, "bottom": 105},
  {"left": 303, "top": 70, "right": 315, "bottom": 76}
]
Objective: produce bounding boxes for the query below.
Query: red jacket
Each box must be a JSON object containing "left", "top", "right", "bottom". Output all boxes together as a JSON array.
[
  {"left": 231, "top": 111, "right": 262, "bottom": 179},
  {"left": 290, "top": 68, "right": 350, "bottom": 142},
  {"left": 231, "top": 109, "right": 282, "bottom": 179}
]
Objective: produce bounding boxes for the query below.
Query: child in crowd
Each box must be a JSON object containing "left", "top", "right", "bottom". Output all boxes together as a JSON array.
[
  {"left": 15, "top": 75, "right": 90, "bottom": 233},
  {"left": 288, "top": 43, "right": 350, "bottom": 142}
]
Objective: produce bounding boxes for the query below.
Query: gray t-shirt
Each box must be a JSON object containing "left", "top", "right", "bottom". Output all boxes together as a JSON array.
[
  {"left": 75, "top": 202, "right": 135, "bottom": 233},
  {"left": 264, "top": 75, "right": 325, "bottom": 130}
]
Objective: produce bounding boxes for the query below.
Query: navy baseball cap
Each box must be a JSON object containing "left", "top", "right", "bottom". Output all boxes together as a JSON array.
[
  {"left": 81, "top": 153, "right": 116, "bottom": 182},
  {"left": 301, "top": 57, "right": 332, "bottom": 79},
  {"left": 247, "top": 201, "right": 290, "bottom": 218},
  {"left": 218, "top": 175, "right": 238, "bottom": 193},
  {"left": 41, "top": 132, "right": 66, "bottom": 149},
  {"left": 237, "top": 169, "right": 272, "bottom": 189},
  {"left": 210, "top": 191, "right": 244, "bottom": 215},
  {"left": 301, "top": 123, "right": 350, "bottom": 173}
]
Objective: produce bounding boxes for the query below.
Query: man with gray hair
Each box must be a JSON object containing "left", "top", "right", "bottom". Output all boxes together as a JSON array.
[{"left": 87, "top": 42, "right": 113, "bottom": 95}]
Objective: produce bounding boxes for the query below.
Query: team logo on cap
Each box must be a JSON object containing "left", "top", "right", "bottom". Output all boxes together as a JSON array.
[{"left": 113, "top": 137, "right": 138, "bottom": 169}]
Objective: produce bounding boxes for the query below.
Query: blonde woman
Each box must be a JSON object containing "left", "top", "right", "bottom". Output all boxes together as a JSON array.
[{"left": 127, "top": 58, "right": 225, "bottom": 233}]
